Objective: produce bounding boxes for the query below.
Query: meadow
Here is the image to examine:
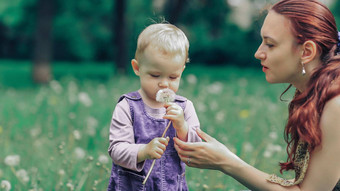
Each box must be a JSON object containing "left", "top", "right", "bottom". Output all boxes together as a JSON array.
[{"left": 0, "top": 63, "right": 296, "bottom": 190}]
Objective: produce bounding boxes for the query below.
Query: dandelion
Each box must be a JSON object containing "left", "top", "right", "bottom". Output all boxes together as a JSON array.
[
  {"left": 156, "top": 88, "right": 175, "bottom": 103},
  {"left": 30, "top": 127, "right": 42, "bottom": 138},
  {"left": 4, "top": 155, "right": 20, "bottom": 166},
  {"left": 269, "top": 131, "right": 278, "bottom": 140},
  {"left": 98, "top": 154, "right": 109, "bottom": 164},
  {"left": 215, "top": 110, "right": 225, "bottom": 122},
  {"left": 207, "top": 82, "right": 223, "bottom": 94},
  {"left": 73, "top": 130, "right": 81, "bottom": 140},
  {"left": 78, "top": 92, "right": 92, "bottom": 107},
  {"left": 243, "top": 142, "right": 254, "bottom": 152},
  {"left": 66, "top": 182, "right": 74, "bottom": 190},
  {"left": 86, "top": 116, "right": 98, "bottom": 136},
  {"left": 50, "top": 80, "right": 63, "bottom": 94},
  {"left": 58, "top": 169, "right": 65, "bottom": 176},
  {"left": 74, "top": 147, "right": 86, "bottom": 160},
  {"left": 0, "top": 180, "right": 11, "bottom": 191},
  {"left": 143, "top": 88, "right": 176, "bottom": 185},
  {"left": 186, "top": 74, "right": 197, "bottom": 85},
  {"left": 16, "top": 169, "right": 29, "bottom": 183}
]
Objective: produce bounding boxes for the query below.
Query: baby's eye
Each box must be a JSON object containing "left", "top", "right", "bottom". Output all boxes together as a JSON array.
[
  {"left": 169, "top": 76, "right": 178, "bottom": 80},
  {"left": 150, "top": 74, "right": 160, "bottom": 78}
]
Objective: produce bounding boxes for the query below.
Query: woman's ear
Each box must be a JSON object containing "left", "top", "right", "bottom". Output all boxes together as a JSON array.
[
  {"left": 301, "top": 40, "right": 317, "bottom": 64},
  {"left": 131, "top": 59, "right": 140, "bottom": 76}
]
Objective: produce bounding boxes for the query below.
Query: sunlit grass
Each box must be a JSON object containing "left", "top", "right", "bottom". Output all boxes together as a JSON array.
[{"left": 0, "top": 65, "right": 295, "bottom": 190}]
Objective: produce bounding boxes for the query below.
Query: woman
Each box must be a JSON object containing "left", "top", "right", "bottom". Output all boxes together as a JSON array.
[{"left": 174, "top": 0, "right": 340, "bottom": 190}]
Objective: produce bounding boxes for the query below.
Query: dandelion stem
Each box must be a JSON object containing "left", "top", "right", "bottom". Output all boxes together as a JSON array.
[{"left": 142, "top": 121, "right": 172, "bottom": 185}]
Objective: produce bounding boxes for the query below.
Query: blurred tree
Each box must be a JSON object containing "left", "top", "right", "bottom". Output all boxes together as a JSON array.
[
  {"left": 164, "top": 0, "right": 187, "bottom": 24},
  {"left": 114, "top": 0, "right": 128, "bottom": 74},
  {"left": 33, "top": 0, "right": 54, "bottom": 83}
]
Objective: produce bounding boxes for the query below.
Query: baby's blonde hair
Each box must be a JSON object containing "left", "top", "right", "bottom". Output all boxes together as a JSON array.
[{"left": 135, "top": 23, "right": 189, "bottom": 63}]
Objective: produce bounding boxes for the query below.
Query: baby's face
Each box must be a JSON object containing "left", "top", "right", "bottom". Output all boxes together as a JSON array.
[{"left": 137, "top": 45, "right": 186, "bottom": 105}]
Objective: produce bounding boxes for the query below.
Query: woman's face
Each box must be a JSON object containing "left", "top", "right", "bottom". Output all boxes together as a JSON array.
[{"left": 255, "top": 11, "right": 303, "bottom": 84}]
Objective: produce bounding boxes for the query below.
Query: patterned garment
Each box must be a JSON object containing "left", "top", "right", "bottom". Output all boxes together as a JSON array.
[{"left": 267, "top": 141, "right": 340, "bottom": 190}]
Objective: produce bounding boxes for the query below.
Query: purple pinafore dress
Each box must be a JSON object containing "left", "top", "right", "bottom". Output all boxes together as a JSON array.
[{"left": 108, "top": 91, "right": 188, "bottom": 191}]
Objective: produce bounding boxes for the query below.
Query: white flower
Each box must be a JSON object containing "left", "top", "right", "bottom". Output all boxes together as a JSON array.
[
  {"left": 243, "top": 142, "right": 253, "bottom": 152},
  {"left": 269, "top": 131, "right": 278, "bottom": 140},
  {"left": 74, "top": 147, "right": 86, "bottom": 160},
  {"left": 49, "top": 80, "right": 63, "bottom": 94},
  {"left": 0, "top": 180, "right": 11, "bottom": 191},
  {"left": 73, "top": 130, "right": 81, "bottom": 140},
  {"left": 66, "top": 182, "right": 74, "bottom": 190},
  {"left": 215, "top": 111, "right": 225, "bottom": 122},
  {"left": 98, "top": 154, "right": 109, "bottom": 164},
  {"left": 4, "top": 155, "right": 20, "bottom": 166},
  {"left": 16, "top": 169, "right": 29, "bottom": 183},
  {"left": 186, "top": 74, "right": 197, "bottom": 85},
  {"left": 86, "top": 116, "right": 98, "bottom": 136},
  {"left": 156, "top": 88, "right": 176, "bottom": 103},
  {"left": 207, "top": 82, "right": 223, "bottom": 94},
  {"left": 30, "top": 127, "right": 42, "bottom": 138},
  {"left": 78, "top": 92, "right": 92, "bottom": 107},
  {"left": 58, "top": 169, "right": 65, "bottom": 176}
]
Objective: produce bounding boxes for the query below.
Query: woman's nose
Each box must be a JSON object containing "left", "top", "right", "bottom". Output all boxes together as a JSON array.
[{"left": 254, "top": 46, "right": 265, "bottom": 60}]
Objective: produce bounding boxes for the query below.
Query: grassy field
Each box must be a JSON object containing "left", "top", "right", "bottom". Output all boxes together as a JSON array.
[{"left": 0, "top": 61, "right": 296, "bottom": 190}]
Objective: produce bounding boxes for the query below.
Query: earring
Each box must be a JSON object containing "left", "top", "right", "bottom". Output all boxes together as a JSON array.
[{"left": 302, "top": 63, "right": 306, "bottom": 76}]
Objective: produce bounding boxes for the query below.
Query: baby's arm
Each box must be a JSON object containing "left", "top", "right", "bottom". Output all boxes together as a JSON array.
[
  {"left": 163, "top": 100, "right": 201, "bottom": 142},
  {"left": 108, "top": 99, "right": 144, "bottom": 171}
]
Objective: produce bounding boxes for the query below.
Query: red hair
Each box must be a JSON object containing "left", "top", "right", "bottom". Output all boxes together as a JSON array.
[{"left": 270, "top": 0, "right": 340, "bottom": 173}]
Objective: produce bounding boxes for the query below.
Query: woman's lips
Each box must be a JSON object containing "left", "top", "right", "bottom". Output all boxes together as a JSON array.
[{"left": 262, "top": 65, "right": 268, "bottom": 72}]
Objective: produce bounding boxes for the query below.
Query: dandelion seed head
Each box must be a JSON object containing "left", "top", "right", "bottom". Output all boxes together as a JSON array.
[
  {"left": 156, "top": 88, "right": 176, "bottom": 103},
  {"left": 74, "top": 147, "right": 86, "bottom": 160},
  {"left": 186, "top": 74, "right": 197, "bottom": 84},
  {"left": 30, "top": 127, "right": 42, "bottom": 138},
  {"left": 0, "top": 180, "right": 11, "bottom": 191},
  {"left": 73, "top": 130, "right": 81, "bottom": 140},
  {"left": 4, "top": 155, "right": 20, "bottom": 166},
  {"left": 98, "top": 154, "right": 109, "bottom": 164},
  {"left": 58, "top": 169, "right": 65, "bottom": 176},
  {"left": 78, "top": 92, "right": 92, "bottom": 107},
  {"left": 269, "top": 131, "right": 278, "bottom": 140},
  {"left": 16, "top": 169, "right": 29, "bottom": 183},
  {"left": 243, "top": 142, "right": 253, "bottom": 152},
  {"left": 50, "top": 80, "right": 63, "bottom": 94}
]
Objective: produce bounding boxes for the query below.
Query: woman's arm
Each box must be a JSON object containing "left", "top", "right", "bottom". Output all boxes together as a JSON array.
[{"left": 174, "top": 129, "right": 300, "bottom": 191}]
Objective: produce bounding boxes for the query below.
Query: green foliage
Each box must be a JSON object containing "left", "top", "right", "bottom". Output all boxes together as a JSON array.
[{"left": 0, "top": 63, "right": 296, "bottom": 190}]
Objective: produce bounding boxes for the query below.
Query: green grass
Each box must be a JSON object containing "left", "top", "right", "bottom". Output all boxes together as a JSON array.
[{"left": 0, "top": 61, "right": 296, "bottom": 190}]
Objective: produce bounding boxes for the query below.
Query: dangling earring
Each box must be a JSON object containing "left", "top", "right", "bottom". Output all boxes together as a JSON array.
[{"left": 302, "top": 62, "right": 306, "bottom": 76}]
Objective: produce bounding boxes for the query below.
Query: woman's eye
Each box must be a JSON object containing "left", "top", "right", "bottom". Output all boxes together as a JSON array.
[{"left": 266, "top": 44, "right": 274, "bottom": 48}]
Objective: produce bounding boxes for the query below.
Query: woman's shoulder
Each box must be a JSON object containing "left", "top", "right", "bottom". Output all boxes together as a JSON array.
[{"left": 320, "top": 94, "right": 340, "bottom": 143}]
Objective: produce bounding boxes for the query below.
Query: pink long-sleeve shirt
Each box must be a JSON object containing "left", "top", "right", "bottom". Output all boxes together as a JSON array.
[{"left": 108, "top": 97, "right": 201, "bottom": 172}]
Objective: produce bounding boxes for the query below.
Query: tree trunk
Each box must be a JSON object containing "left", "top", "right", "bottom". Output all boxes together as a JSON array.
[
  {"left": 33, "top": 0, "right": 54, "bottom": 83},
  {"left": 165, "top": 0, "right": 186, "bottom": 24},
  {"left": 114, "top": 0, "right": 128, "bottom": 74}
]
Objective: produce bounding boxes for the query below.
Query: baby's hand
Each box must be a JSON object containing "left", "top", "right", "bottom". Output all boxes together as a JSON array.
[
  {"left": 163, "top": 102, "right": 186, "bottom": 131},
  {"left": 138, "top": 137, "right": 169, "bottom": 161}
]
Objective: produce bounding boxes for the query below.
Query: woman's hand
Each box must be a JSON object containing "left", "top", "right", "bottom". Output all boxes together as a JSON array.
[{"left": 174, "top": 128, "right": 238, "bottom": 174}]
